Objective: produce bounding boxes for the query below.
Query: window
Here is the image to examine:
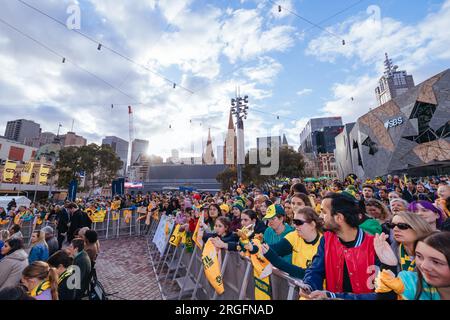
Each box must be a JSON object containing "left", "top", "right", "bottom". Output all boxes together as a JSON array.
[
  {"left": 403, "top": 102, "right": 439, "bottom": 144},
  {"left": 362, "top": 137, "right": 378, "bottom": 155}
]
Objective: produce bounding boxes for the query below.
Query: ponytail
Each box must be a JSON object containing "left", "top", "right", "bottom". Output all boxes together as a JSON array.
[{"left": 48, "top": 267, "right": 59, "bottom": 300}]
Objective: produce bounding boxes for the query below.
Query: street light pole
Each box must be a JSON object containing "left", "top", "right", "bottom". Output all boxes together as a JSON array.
[{"left": 231, "top": 93, "right": 249, "bottom": 186}]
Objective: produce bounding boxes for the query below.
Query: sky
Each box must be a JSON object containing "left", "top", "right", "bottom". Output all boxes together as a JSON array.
[{"left": 1, "top": 0, "right": 450, "bottom": 160}]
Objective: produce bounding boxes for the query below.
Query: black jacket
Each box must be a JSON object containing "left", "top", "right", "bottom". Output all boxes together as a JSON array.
[
  {"left": 68, "top": 209, "right": 92, "bottom": 242},
  {"left": 58, "top": 269, "right": 77, "bottom": 300},
  {"left": 56, "top": 208, "right": 70, "bottom": 234}
]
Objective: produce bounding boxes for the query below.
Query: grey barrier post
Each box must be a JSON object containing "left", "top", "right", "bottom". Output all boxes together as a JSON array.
[
  {"left": 238, "top": 259, "right": 253, "bottom": 300},
  {"left": 212, "top": 250, "right": 229, "bottom": 300},
  {"left": 105, "top": 208, "right": 110, "bottom": 239},
  {"left": 177, "top": 245, "right": 197, "bottom": 300}
]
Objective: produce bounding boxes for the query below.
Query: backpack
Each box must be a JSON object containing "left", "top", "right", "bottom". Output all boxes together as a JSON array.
[{"left": 88, "top": 269, "right": 108, "bottom": 300}]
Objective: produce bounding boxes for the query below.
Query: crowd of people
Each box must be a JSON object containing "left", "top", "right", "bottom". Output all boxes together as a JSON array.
[
  {"left": 0, "top": 199, "right": 99, "bottom": 300},
  {"left": 0, "top": 173, "right": 449, "bottom": 300}
]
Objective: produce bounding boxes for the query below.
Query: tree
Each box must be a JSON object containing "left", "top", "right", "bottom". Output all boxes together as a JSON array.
[
  {"left": 216, "top": 166, "right": 237, "bottom": 190},
  {"left": 217, "top": 146, "right": 306, "bottom": 190},
  {"left": 54, "top": 143, "right": 122, "bottom": 192}
]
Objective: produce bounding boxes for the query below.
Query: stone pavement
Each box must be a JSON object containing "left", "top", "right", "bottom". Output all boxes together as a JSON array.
[{"left": 95, "top": 237, "right": 162, "bottom": 300}]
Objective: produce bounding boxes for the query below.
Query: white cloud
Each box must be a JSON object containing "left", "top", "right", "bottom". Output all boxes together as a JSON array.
[
  {"left": 306, "top": 0, "right": 450, "bottom": 123},
  {"left": 0, "top": 0, "right": 298, "bottom": 159},
  {"left": 296, "top": 88, "right": 313, "bottom": 96}
]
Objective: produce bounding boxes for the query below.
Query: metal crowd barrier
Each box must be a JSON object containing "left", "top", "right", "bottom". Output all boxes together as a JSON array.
[
  {"left": 91, "top": 208, "right": 147, "bottom": 240},
  {"left": 146, "top": 220, "right": 304, "bottom": 301}
]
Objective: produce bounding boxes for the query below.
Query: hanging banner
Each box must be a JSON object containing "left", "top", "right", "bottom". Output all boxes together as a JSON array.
[
  {"left": 68, "top": 180, "right": 78, "bottom": 201},
  {"left": 38, "top": 164, "right": 50, "bottom": 185},
  {"left": 2, "top": 160, "right": 17, "bottom": 183},
  {"left": 20, "top": 161, "right": 34, "bottom": 184},
  {"left": 202, "top": 239, "right": 224, "bottom": 295}
]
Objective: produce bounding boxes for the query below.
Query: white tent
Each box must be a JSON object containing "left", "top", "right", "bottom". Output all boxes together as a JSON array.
[{"left": 0, "top": 196, "right": 31, "bottom": 209}]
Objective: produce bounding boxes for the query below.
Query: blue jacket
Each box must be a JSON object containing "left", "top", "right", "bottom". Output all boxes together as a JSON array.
[
  {"left": 28, "top": 243, "right": 49, "bottom": 264},
  {"left": 302, "top": 229, "right": 388, "bottom": 300}
]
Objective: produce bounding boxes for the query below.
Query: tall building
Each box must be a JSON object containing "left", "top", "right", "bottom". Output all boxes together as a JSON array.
[
  {"left": 216, "top": 145, "right": 224, "bottom": 164},
  {"left": 223, "top": 108, "right": 237, "bottom": 165},
  {"left": 257, "top": 136, "right": 281, "bottom": 152},
  {"left": 203, "top": 128, "right": 216, "bottom": 164},
  {"left": 4, "top": 119, "right": 41, "bottom": 144},
  {"left": 131, "top": 139, "right": 149, "bottom": 165},
  {"left": 27, "top": 132, "right": 57, "bottom": 148},
  {"left": 102, "top": 136, "right": 129, "bottom": 176},
  {"left": 375, "top": 53, "right": 415, "bottom": 106},
  {"left": 334, "top": 69, "right": 450, "bottom": 179},
  {"left": 299, "top": 117, "right": 343, "bottom": 156},
  {"left": 60, "top": 132, "right": 87, "bottom": 147}
]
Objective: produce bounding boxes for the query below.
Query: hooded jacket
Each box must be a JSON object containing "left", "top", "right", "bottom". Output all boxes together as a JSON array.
[{"left": 0, "top": 249, "right": 29, "bottom": 289}]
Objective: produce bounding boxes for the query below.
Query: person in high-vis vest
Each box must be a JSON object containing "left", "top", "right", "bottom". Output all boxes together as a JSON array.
[
  {"left": 260, "top": 207, "right": 323, "bottom": 278},
  {"left": 301, "top": 193, "right": 396, "bottom": 300},
  {"left": 21, "top": 261, "right": 59, "bottom": 300}
]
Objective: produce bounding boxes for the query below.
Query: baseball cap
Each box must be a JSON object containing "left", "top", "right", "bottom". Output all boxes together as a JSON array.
[{"left": 263, "top": 204, "right": 285, "bottom": 221}]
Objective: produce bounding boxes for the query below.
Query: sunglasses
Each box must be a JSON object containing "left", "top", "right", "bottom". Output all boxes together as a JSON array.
[
  {"left": 293, "top": 219, "right": 307, "bottom": 226},
  {"left": 387, "top": 222, "right": 412, "bottom": 230}
]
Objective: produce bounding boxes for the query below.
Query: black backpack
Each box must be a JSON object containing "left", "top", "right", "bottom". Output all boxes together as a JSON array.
[{"left": 88, "top": 269, "right": 108, "bottom": 300}]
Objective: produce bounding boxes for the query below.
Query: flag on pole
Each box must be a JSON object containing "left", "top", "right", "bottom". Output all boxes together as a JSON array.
[
  {"left": 202, "top": 239, "right": 224, "bottom": 295},
  {"left": 192, "top": 212, "right": 204, "bottom": 249}
]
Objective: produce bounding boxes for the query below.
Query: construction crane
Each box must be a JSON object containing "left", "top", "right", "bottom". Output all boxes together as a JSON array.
[
  {"left": 128, "top": 105, "right": 134, "bottom": 144},
  {"left": 128, "top": 106, "right": 134, "bottom": 180}
]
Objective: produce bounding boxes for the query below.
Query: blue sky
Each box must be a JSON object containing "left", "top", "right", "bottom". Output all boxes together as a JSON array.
[{"left": 0, "top": 0, "right": 449, "bottom": 159}]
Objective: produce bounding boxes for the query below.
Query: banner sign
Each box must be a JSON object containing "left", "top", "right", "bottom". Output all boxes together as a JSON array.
[{"left": 152, "top": 215, "right": 175, "bottom": 256}]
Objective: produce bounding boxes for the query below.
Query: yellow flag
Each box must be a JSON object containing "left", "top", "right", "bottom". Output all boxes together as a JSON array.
[
  {"left": 192, "top": 212, "right": 204, "bottom": 249},
  {"left": 202, "top": 239, "right": 224, "bottom": 295},
  {"left": 250, "top": 238, "right": 272, "bottom": 300},
  {"left": 123, "top": 209, "right": 132, "bottom": 224},
  {"left": 2, "top": 160, "right": 17, "bottom": 183},
  {"left": 20, "top": 162, "right": 34, "bottom": 184},
  {"left": 38, "top": 164, "right": 50, "bottom": 185},
  {"left": 403, "top": 174, "right": 408, "bottom": 185},
  {"left": 169, "top": 224, "right": 183, "bottom": 247}
]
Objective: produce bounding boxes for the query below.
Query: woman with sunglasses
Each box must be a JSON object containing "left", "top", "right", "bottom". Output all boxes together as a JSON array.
[
  {"left": 258, "top": 207, "right": 324, "bottom": 279},
  {"left": 376, "top": 231, "right": 450, "bottom": 300},
  {"left": 374, "top": 212, "right": 433, "bottom": 273}
]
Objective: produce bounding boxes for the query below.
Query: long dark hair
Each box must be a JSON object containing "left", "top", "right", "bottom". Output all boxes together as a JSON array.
[
  {"left": 414, "top": 232, "right": 450, "bottom": 300},
  {"left": 4, "top": 238, "right": 24, "bottom": 255}
]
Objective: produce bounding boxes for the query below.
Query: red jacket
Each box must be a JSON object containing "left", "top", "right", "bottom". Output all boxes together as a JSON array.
[
  {"left": 188, "top": 217, "right": 198, "bottom": 233},
  {"left": 324, "top": 230, "right": 375, "bottom": 294}
]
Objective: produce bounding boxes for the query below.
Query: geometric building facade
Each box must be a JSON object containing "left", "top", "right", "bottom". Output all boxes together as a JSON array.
[{"left": 335, "top": 69, "right": 450, "bottom": 180}]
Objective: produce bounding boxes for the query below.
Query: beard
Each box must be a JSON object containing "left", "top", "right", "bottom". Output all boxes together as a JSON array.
[{"left": 324, "top": 219, "right": 340, "bottom": 232}]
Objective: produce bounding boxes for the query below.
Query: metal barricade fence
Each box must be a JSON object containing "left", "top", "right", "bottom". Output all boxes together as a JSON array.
[
  {"left": 93, "top": 213, "right": 304, "bottom": 301},
  {"left": 90, "top": 208, "right": 149, "bottom": 240},
  {"left": 153, "top": 237, "right": 304, "bottom": 301}
]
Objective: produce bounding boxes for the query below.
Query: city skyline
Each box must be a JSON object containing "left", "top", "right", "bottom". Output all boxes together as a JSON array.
[{"left": 1, "top": 0, "right": 450, "bottom": 159}]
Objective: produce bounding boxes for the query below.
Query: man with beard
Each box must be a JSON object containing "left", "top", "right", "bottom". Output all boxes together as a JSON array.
[{"left": 300, "top": 193, "right": 392, "bottom": 300}]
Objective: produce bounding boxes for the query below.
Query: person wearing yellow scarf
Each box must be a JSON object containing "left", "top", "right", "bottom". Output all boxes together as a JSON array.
[{"left": 21, "top": 261, "right": 59, "bottom": 300}]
